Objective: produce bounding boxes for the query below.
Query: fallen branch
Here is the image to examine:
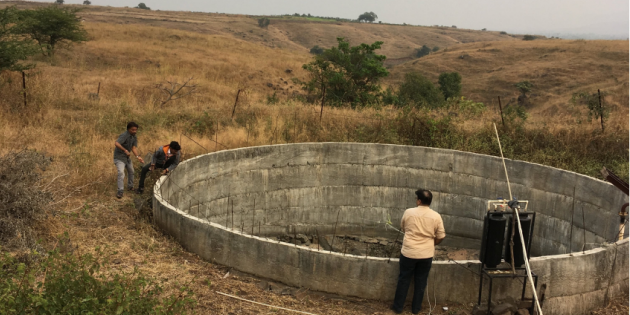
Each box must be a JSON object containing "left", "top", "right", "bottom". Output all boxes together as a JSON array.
[
  {"left": 215, "top": 291, "right": 318, "bottom": 315},
  {"left": 156, "top": 77, "right": 197, "bottom": 107}
]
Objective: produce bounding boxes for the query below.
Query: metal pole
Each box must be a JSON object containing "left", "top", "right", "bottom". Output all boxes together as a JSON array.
[{"left": 22, "top": 71, "right": 27, "bottom": 108}]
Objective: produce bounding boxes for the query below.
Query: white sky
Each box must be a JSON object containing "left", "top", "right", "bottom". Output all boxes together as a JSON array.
[{"left": 45, "top": 0, "right": 630, "bottom": 38}]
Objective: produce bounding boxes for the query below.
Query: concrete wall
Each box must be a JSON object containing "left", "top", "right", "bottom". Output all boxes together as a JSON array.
[{"left": 153, "top": 143, "right": 628, "bottom": 314}]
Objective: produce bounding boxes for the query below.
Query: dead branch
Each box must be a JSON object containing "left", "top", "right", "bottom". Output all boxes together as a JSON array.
[{"left": 155, "top": 77, "right": 197, "bottom": 107}]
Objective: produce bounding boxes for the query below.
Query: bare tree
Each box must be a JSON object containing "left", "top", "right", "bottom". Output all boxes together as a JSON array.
[{"left": 155, "top": 77, "right": 197, "bottom": 107}]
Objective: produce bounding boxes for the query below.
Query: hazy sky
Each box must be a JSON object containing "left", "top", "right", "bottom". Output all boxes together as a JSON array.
[{"left": 56, "top": 0, "right": 629, "bottom": 38}]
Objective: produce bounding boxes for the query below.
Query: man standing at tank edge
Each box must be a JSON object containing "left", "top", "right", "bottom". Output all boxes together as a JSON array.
[
  {"left": 113, "top": 122, "right": 144, "bottom": 199},
  {"left": 391, "top": 189, "right": 446, "bottom": 314}
]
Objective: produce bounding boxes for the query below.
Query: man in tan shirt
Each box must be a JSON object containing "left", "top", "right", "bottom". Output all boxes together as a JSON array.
[{"left": 391, "top": 189, "right": 446, "bottom": 314}]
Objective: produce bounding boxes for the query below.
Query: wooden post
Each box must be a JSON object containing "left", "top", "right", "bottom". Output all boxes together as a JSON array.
[
  {"left": 97, "top": 82, "right": 101, "bottom": 95},
  {"left": 320, "top": 85, "right": 326, "bottom": 123},
  {"left": 22, "top": 71, "right": 27, "bottom": 108},
  {"left": 232, "top": 89, "right": 242, "bottom": 118},
  {"left": 215, "top": 120, "right": 219, "bottom": 151},
  {"left": 497, "top": 96, "right": 505, "bottom": 128},
  {"left": 251, "top": 198, "right": 255, "bottom": 235},
  {"left": 597, "top": 89, "right": 605, "bottom": 132}
]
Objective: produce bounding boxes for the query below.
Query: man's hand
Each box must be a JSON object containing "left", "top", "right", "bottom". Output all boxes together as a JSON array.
[
  {"left": 149, "top": 164, "right": 155, "bottom": 171},
  {"left": 124, "top": 150, "right": 131, "bottom": 157},
  {"left": 137, "top": 156, "right": 145, "bottom": 164},
  {"left": 161, "top": 169, "right": 168, "bottom": 175}
]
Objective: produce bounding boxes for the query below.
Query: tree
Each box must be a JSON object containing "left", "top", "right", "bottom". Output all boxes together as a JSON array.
[
  {"left": 83, "top": 0, "right": 91, "bottom": 4},
  {"left": 432, "top": 46, "right": 439, "bottom": 52},
  {"left": 136, "top": 3, "right": 150, "bottom": 10},
  {"left": 357, "top": 11, "right": 378, "bottom": 23},
  {"left": 438, "top": 72, "right": 462, "bottom": 100},
  {"left": 15, "top": 6, "right": 88, "bottom": 57},
  {"left": 257, "top": 17, "right": 270, "bottom": 29},
  {"left": 55, "top": 0, "right": 64, "bottom": 4},
  {"left": 523, "top": 35, "right": 536, "bottom": 41},
  {"left": 515, "top": 81, "right": 533, "bottom": 95},
  {"left": 301, "top": 37, "right": 388, "bottom": 107},
  {"left": 571, "top": 90, "right": 609, "bottom": 132},
  {"left": 397, "top": 72, "right": 444, "bottom": 108},
  {"left": 415, "top": 45, "right": 431, "bottom": 58},
  {"left": 0, "top": 7, "right": 37, "bottom": 72}
]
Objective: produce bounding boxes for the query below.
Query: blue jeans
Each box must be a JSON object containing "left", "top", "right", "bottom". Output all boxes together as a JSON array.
[
  {"left": 392, "top": 254, "right": 433, "bottom": 314},
  {"left": 114, "top": 158, "right": 134, "bottom": 192}
]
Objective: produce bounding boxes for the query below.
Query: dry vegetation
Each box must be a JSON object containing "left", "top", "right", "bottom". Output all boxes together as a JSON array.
[{"left": 0, "top": 2, "right": 628, "bottom": 314}]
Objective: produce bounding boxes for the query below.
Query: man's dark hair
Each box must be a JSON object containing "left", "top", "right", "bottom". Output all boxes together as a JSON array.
[
  {"left": 127, "top": 122, "right": 139, "bottom": 130},
  {"left": 415, "top": 189, "right": 433, "bottom": 206},
  {"left": 169, "top": 141, "right": 181, "bottom": 151}
]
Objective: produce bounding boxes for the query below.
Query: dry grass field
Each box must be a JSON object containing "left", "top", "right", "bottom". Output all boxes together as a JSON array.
[{"left": 0, "top": 2, "right": 628, "bottom": 314}]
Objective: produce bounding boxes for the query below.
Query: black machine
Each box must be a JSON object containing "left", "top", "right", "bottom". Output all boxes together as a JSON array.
[{"left": 477, "top": 200, "right": 538, "bottom": 315}]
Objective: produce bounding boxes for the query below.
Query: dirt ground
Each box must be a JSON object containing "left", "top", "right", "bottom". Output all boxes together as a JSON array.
[{"left": 275, "top": 234, "right": 479, "bottom": 261}]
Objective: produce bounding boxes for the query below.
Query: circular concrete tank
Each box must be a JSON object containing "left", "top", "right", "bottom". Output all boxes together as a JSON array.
[{"left": 153, "top": 143, "right": 628, "bottom": 315}]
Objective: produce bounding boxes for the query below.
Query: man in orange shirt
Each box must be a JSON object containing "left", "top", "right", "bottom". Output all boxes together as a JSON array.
[{"left": 391, "top": 189, "right": 446, "bottom": 314}]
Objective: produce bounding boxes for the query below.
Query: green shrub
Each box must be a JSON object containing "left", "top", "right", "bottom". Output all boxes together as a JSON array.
[
  {"left": 415, "top": 45, "right": 431, "bottom": 58},
  {"left": 309, "top": 45, "right": 324, "bottom": 55},
  {"left": 397, "top": 72, "right": 443, "bottom": 108},
  {"left": 0, "top": 240, "right": 196, "bottom": 314},
  {"left": 432, "top": 46, "right": 439, "bottom": 52},
  {"left": 500, "top": 31, "right": 507, "bottom": 35},
  {"left": 257, "top": 18, "right": 270, "bottom": 29},
  {"left": 523, "top": 35, "right": 536, "bottom": 41},
  {"left": 438, "top": 72, "right": 462, "bottom": 100}
]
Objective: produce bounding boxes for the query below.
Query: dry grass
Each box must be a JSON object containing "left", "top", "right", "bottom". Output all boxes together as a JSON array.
[{"left": 0, "top": 3, "right": 627, "bottom": 314}]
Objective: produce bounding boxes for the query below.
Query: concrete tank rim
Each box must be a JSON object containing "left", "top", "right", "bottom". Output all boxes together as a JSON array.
[{"left": 171, "top": 142, "right": 617, "bottom": 187}]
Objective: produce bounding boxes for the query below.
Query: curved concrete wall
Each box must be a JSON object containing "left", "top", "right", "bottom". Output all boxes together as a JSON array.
[{"left": 153, "top": 143, "right": 628, "bottom": 314}]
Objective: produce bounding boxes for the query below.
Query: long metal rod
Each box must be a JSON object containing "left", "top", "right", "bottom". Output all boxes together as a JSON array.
[{"left": 493, "top": 123, "right": 543, "bottom": 315}]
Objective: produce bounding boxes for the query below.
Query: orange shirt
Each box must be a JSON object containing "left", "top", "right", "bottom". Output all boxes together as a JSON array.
[{"left": 400, "top": 206, "right": 446, "bottom": 259}]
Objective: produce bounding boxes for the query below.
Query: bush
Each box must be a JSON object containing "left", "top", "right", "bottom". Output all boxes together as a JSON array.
[
  {"left": 481, "top": 28, "right": 486, "bottom": 31},
  {"left": 257, "top": 17, "right": 270, "bottom": 29},
  {"left": 309, "top": 45, "right": 324, "bottom": 55},
  {"left": 451, "top": 25, "right": 457, "bottom": 28},
  {"left": 500, "top": 31, "right": 507, "bottom": 35},
  {"left": 397, "top": 72, "right": 444, "bottom": 108},
  {"left": 415, "top": 45, "right": 431, "bottom": 58},
  {"left": 515, "top": 80, "right": 533, "bottom": 94},
  {"left": 83, "top": 0, "right": 91, "bottom": 4},
  {"left": 438, "top": 72, "right": 462, "bottom": 100},
  {"left": 0, "top": 240, "right": 196, "bottom": 314},
  {"left": 0, "top": 150, "right": 52, "bottom": 250},
  {"left": 432, "top": 46, "right": 439, "bottom": 52},
  {"left": 523, "top": 35, "right": 536, "bottom": 41},
  {"left": 136, "top": 3, "right": 150, "bottom": 10}
]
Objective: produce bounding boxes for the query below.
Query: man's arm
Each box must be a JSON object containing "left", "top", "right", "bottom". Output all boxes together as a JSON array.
[
  {"left": 131, "top": 146, "right": 144, "bottom": 163},
  {"left": 166, "top": 151, "right": 181, "bottom": 172},
  {"left": 434, "top": 216, "right": 446, "bottom": 245},
  {"left": 114, "top": 141, "right": 131, "bottom": 156}
]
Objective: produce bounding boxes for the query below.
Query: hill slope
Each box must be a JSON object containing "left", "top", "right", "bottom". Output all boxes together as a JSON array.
[{"left": 387, "top": 39, "right": 629, "bottom": 128}]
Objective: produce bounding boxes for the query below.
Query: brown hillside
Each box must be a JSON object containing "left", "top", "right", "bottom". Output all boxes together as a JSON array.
[
  {"left": 387, "top": 39, "right": 630, "bottom": 128},
  {"left": 2, "top": 1, "right": 518, "bottom": 59}
]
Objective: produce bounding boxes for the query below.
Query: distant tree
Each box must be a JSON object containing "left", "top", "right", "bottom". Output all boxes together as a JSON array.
[
  {"left": 571, "top": 90, "right": 609, "bottom": 132},
  {"left": 522, "top": 35, "right": 536, "bottom": 41},
  {"left": 415, "top": 45, "right": 431, "bottom": 58},
  {"left": 438, "top": 72, "right": 462, "bottom": 100},
  {"left": 432, "top": 46, "right": 439, "bottom": 52},
  {"left": 309, "top": 45, "right": 324, "bottom": 55},
  {"left": 301, "top": 37, "right": 388, "bottom": 107},
  {"left": 307, "top": 13, "right": 311, "bottom": 17},
  {"left": 293, "top": 13, "right": 299, "bottom": 16},
  {"left": 0, "top": 6, "right": 37, "bottom": 72},
  {"left": 397, "top": 72, "right": 444, "bottom": 108},
  {"left": 257, "top": 17, "right": 270, "bottom": 29},
  {"left": 15, "top": 6, "right": 88, "bottom": 57},
  {"left": 136, "top": 3, "right": 150, "bottom": 10},
  {"left": 83, "top": 0, "right": 91, "bottom": 4},
  {"left": 55, "top": 0, "right": 64, "bottom": 4},
  {"left": 451, "top": 25, "right": 457, "bottom": 28},
  {"left": 301, "top": 14, "right": 306, "bottom": 17},
  {"left": 357, "top": 11, "right": 378, "bottom": 23},
  {"left": 500, "top": 31, "right": 507, "bottom": 35}
]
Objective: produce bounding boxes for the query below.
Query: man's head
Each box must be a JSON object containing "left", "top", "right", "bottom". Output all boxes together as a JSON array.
[
  {"left": 127, "top": 122, "right": 139, "bottom": 135},
  {"left": 415, "top": 189, "right": 433, "bottom": 206},
  {"left": 169, "top": 141, "right": 181, "bottom": 153}
]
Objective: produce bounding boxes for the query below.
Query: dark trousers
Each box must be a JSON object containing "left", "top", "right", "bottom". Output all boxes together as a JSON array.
[
  {"left": 138, "top": 161, "right": 173, "bottom": 189},
  {"left": 392, "top": 254, "right": 433, "bottom": 314}
]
